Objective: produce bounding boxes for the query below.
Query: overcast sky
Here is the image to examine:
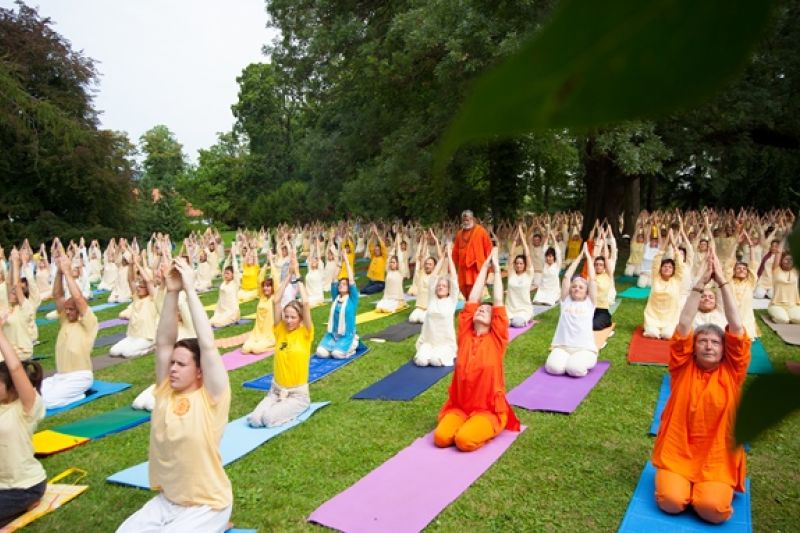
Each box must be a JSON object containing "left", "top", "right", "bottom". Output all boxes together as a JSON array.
[{"left": 2, "top": 0, "right": 276, "bottom": 161}]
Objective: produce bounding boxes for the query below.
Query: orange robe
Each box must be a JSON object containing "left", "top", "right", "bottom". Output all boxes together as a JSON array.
[
  {"left": 438, "top": 302, "right": 520, "bottom": 432},
  {"left": 652, "top": 329, "right": 751, "bottom": 492},
  {"left": 452, "top": 225, "right": 493, "bottom": 298}
]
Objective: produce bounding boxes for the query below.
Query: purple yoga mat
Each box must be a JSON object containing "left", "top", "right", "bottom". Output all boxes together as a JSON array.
[
  {"left": 221, "top": 348, "right": 272, "bottom": 371},
  {"left": 507, "top": 361, "right": 610, "bottom": 413},
  {"left": 99, "top": 318, "right": 128, "bottom": 330},
  {"left": 308, "top": 427, "right": 526, "bottom": 533},
  {"left": 508, "top": 321, "right": 536, "bottom": 342}
]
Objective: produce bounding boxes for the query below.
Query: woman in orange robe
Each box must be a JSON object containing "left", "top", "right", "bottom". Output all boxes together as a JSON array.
[
  {"left": 434, "top": 247, "right": 520, "bottom": 452},
  {"left": 652, "top": 249, "right": 751, "bottom": 524}
]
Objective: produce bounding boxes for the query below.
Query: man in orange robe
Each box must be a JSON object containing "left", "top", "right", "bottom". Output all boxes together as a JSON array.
[
  {"left": 652, "top": 250, "right": 751, "bottom": 524},
  {"left": 434, "top": 247, "right": 520, "bottom": 452},
  {"left": 452, "top": 210, "right": 493, "bottom": 300}
]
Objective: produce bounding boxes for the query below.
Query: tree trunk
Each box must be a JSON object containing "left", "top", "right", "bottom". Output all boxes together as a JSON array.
[
  {"left": 580, "top": 135, "right": 635, "bottom": 239},
  {"left": 623, "top": 175, "right": 640, "bottom": 237}
]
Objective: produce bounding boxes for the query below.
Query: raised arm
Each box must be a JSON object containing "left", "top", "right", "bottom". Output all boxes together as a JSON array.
[
  {"left": 342, "top": 247, "right": 355, "bottom": 285},
  {"left": 57, "top": 255, "right": 88, "bottom": 315},
  {"left": 677, "top": 255, "right": 712, "bottom": 337},
  {"left": 296, "top": 280, "right": 313, "bottom": 331},
  {"left": 561, "top": 248, "right": 583, "bottom": 301},
  {"left": 468, "top": 247, "right": 496, "bottom": 304},
  {"left": 155, "top": 263, "right": 181, "bottom": 385},
  {"left": 490, "top": 248, "right": 503, "bottom": 306},
  {"left": 711, "top": 250, "right": 743, "bottom": 335},
  {"left": 174, "top": 258, "right": 228, "bottom": 399},
  {"left": 583, "top": 244, "right": 597, "bottom": 305}
]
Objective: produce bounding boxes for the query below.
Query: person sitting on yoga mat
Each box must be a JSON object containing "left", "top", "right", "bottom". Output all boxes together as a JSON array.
[
  {"left": 414, "top": 242, "right": 459, "bottom": 367},
  {"left": 317, "top": 248, "right": 360, "bottom": 359},
  {"left": 544, "top": 243, "right": 598, "bottom": 377},
  {"left": 505, "top": 225, "right": 534, "bottom": 328},
  {"left": 592, "top": 225, "right": 617, "bottom": 331},
  {"left": 692, "top": 288, "right": 727, "bottom": 330},
  {"left": 209, "top": 243, "right": 241, "bottom": 328},
  {"left": 304, "top": 237, "right": 326, "bottom": 307},
  {"left": 434, "top": 247, "right": 520, "bottom": 452},
  {"left": 0, "top": 324, "right": 46, "bottom": 528},
  {"left": 117, "top": 258, "right": 231, "bottom": 532},
  {"left": 247, "top": 263, "right": 313, "bottom": 427},
  {"left": 241, "top": 276, "right": 276, "bottom": 355},
  {"left": 376, "top": 233, "right": 407, "bottom": 313},
  {"left": 767, "top": 241, "right": 800, "bottom": 325},
  {"left": 1, "top": 250, "right": 36, "bottom": 362},
  {"left": 642, "top": 230, "right": 685, "bottom": 339},
  {"left": 110, "top": 255, "right": 157, "bottom": 358},
  {"left": 409, "top": 230, "right": 441, "bottom": 324},
  {"left": 362, "top": 224, "right": 387, "bottom": 295},
  {"left": 652, "top": 249, "right": 750, "bottom": 525},
  {"left": 730, "top": 234, "right": 758, "bottom": 339},
  {"left": 532, "top": 229, "right": 562, "bottom": 306},
  {"left": 41, "top": 255, "right": 97, "bottom": 409}
]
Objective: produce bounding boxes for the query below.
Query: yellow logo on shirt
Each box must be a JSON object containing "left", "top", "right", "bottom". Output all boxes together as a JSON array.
[{"left": 174, "top": 397, "right": 190, "bottom": 416}]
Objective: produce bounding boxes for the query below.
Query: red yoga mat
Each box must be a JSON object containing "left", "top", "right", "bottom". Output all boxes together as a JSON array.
[{"left": 626, "top": 326, "right": 671, "bottom": 365}]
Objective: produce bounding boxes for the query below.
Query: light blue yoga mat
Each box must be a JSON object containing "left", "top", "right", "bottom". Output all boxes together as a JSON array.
[
  {"left": 243, "top": 342, "right": 370, "bottom": 391},
  {"left": 38, "top": 301, "right": 57, "bottom": 313},
  {"left": 107, "top": 402, "right": 330, "bottom": 489},
  {"left": 648, "top": 374, "right": 671, "bottom": 436},
  {"left": 45, "top": 381, "right": 132, "bottom": 417},
  {"left": 620, "top": 286, "right": 651, "bottom": 299},
  {"left": 618, "top": 461, "right": 751, "bottom": 532}
]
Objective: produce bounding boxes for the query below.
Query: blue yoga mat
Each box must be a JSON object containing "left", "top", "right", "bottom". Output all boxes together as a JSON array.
[
  {"left": 352, "top": 361, "right": 453, "bottom": 401},
  {"left": 619, "top": 461, "right": 751, "bottom": 532},
  {"left": 45, "top": 381, "right": 132, "bottom": 417},
  {"left": 648, "top": 374, "right": 671, "bottom": 436},
  {"left": 107, "top": 402, "right": 330, "bottom": 489},
  {"left": 243, "top": 343, "right": 370, "bottom": 391},
  {"left": 747, "top": 339, "right": 773, "bottom": 374},
  {"left": 38, "top": 301, "right": 57, "bottom": 313},
  {"left": 620, "top": 286, "right": 651, "bottom": 299}
]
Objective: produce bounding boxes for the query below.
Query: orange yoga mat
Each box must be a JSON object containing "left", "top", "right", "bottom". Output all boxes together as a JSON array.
[{"left": 626, "top": 326, "right": 671, "bottom": 365}]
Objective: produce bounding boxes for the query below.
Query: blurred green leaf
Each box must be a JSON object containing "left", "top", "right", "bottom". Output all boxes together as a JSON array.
[
  {"left": 736, "top": 373, "right": 800, "bottom": 444},
  {"left": 436, "top": 0, "right": 775, "bottom": 171}
]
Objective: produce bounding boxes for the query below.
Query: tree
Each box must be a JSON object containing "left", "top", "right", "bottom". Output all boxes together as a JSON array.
[{"left": 139, "top": 125, "right": 185, "bottom": 192}]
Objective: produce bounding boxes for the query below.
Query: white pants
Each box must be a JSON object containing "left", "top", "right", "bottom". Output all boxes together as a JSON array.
[
  {"left": 754, "top": 287, "right": 773, "bottom": 300},
  {"left": 408, "top": 308, "right": 426, "bottom": 324},
  {"left": 116, "top": 492, "right": 231, "bottom": 533},
  {"left": 414, "top": 342, "right": 456, "bottom": 367},
  {"left": 376, "top": 298, "right": 401, "bottom": 313},
  {"left": 42, "top": 371, "right": 93, "bottom": 409},
  {"left": 110, "top": 336, "right": 154, "bottom": 358},
  {"left": 637, "top": 272, "right": 652, "bottom": 288},
  {"left": 643, "top": 324, "right": 676, "bottom": 339},
  {"left": 545, "top": 346, "right": 597, "bottom": 377},
  {"left": 247, "top": 382, "right": 310, "bottom": 428},
  {"left": 768, "top": 304, "right": 800, "bottom": 324},
  {"left": 132, "top": 384, "right": 156, "bottom": 411},
  {"left": 510, "top": 315, "right": 531, "bottom": 328},
  {"left": 624, "top": 263, "right": 641, "bottom": 277}
]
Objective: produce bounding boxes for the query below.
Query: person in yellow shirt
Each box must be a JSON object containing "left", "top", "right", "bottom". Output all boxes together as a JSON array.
[
  {"left": 110, "top": 257, "right": 157, "bottom": 358},
  {"left": 41, "top": 255, "right": 97, "bottom": 409},
  {"left": 1, "top": 250, "right": 35, "bottom": 362},
  {"left": 361, "top": 224, "right": 387, "bottom": 295},
  {"left": 247, "top": 259, "right": 314, "bottom": 427},
  {"left": 0, "top": 320, "right": 46, "bottom": 527},
  {"left": 117, "top": 258, "right": 232, "bottom": 532},
  {"left": 768, "top": 242, "right": 800, "bottom": 324},
  {"left": 237, "top": 249, "right": 260, "bottom": 302}
]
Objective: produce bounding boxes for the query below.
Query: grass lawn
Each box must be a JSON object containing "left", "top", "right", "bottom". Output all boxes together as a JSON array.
[{"left": 26, "top": 265, "right": 800, "bottom": 531}]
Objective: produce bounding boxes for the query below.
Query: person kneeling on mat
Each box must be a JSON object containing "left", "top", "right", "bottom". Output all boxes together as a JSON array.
[
  {"left": 248, "top": 262, "right": 313, "bottom": 428},
  {"left": 652, "top": 250, "right": 750, "bottom": 525},
  {"left": 0, "top": 324, "right": 46, "bottom": 528},
  {"left": 434, "top": 247, "right": 520, "bottom": 452},
  {"left": 414, "top": 242, "right": 458, "bottom": 367},
  {"left": 544, "top": 243, "right": 598, "bottom": 378},
  {"left": 41, "top": 255, "right": 97, "bottom": 409},
  {"left": 110, "top": 256, "right": 157, "bottom": 358},
  {"left": 316, "top": 249, "right": 359, "bottom": 359},
  {"left": 117, "top": 258, "right": 232, "bottom": 532}
]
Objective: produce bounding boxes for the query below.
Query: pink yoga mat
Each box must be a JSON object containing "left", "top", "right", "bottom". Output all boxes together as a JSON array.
[
  {"left": 508, "top": 320, "right": 536, "bottom": 342},
  {"left": 507, "top": 361, "right": 610, "bottom": 413},
  {"left": 308, "top": 427, "right": 525, "bottom": 533},
  {"left": 221, "top": 348, "right": 272, "bottom": 371}
]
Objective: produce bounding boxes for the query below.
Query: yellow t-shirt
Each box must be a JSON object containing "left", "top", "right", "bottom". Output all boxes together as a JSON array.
[
  {"left": 595, "top": 272, "right": 612, "bottom": 310},
  {"left": 128, "top": 295, "right": 157, "bottom": 340},
  {"left": 0, "top": 395, "right": 47, "bottom": 489},
  {"left": 1, "top": 300, "right": 34, "bottom": 361},
  {"left": 241, "top": 264, "right": 260, "bottom": 292},
  {"left": 56, "top": 309, "right": 98, "bottom": 373},
  {"left": 150, "top": 381, "right": 232, "bottom": 510},
  {"left": 273, "top": 322, "right": 313, "bottom": 388},
  {"left": 772, "top": 269, "right": 799, "bottom": 308},
  {"left": 366, "top": 242, "right": 387, "bottom": 282},
  {"left": 337, "top": 238, "right": 356, "bottom": 280}
]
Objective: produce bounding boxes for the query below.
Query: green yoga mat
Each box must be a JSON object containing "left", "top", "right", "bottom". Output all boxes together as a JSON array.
[
  {"left": 747, "top": 339, "right": 774, "bottom": 375},
  {"left": 54, "top": 406, "right": 150, "bottom": 440},
  {"left": 619, "top": 286, "right": 651, "bottom": 299}
]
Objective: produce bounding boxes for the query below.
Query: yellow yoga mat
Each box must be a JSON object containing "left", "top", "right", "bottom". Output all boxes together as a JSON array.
[
  {"left": 1, "top": 469, "right": 88, "bottom": 532},
  {"left": 204, "top": 303, "right": 217, "bottom": 311},
  {"left": 243, "top": 313, "right": 256, "bottom": 320},
  {"left": 355, "top": 305, "right": 407, "bottom": 325},
  {"left": 32, "top": 430, "right": 89, "bottom": 456}
]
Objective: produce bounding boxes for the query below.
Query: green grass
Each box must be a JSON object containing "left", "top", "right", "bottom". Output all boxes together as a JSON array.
[{"left": 26, "top": 271, "right": 800, "bottom": 531}]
